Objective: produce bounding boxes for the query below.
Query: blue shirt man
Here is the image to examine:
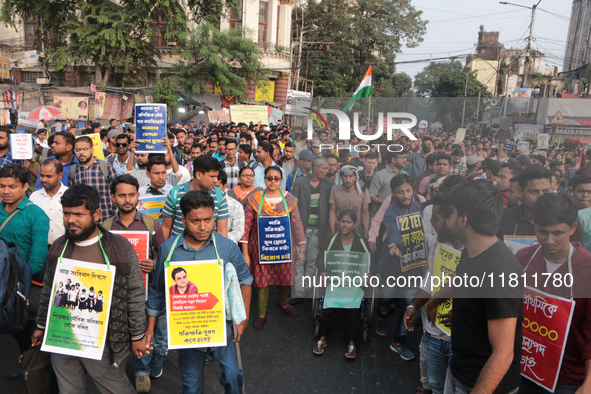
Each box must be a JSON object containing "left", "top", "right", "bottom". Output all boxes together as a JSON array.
[{"left": 146, "top": 190, "right": 252, "bottom": 394}]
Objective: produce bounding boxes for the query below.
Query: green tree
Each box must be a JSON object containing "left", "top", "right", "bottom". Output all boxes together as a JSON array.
[
  {"left": 152, "top": 75, "right": 181, "bottom": 117},
  {"left": 413, "top": 62, "right": 456, "bottom": 97},
  {"left": 0, "top": 0, "right": 237, "bottom": 87},
  {"left": 415, "top": 61, "right": 491, "bottom": 127},
  {"left": 293, "top": 0, "right": 426, "bottom": 97},
  {"left": 172, "top": 23, "right": 267, "bottom": 98},
  {"left": 374, "top": 69, "right": 413, "bottom": 97}
]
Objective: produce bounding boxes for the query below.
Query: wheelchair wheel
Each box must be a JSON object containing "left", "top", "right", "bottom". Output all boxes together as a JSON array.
[
  {"left": 314, "top": 298, "right": 322, "bottom": 320},
  {"left": 314, "top": 320, "right": 320, "bottom": 338}
]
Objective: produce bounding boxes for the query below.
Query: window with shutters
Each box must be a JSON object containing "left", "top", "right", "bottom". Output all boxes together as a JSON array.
[
  {"left": 229, "top": 1, "right": 243, "bottom": 30},
  {"left": 258, "top": 1, "right": 268, "bottom": 49}
]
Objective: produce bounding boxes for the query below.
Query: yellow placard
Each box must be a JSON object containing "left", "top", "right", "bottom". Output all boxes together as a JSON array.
[
  {"left": 0, "top": 57, "right": 9, "bottom": 80},
  {"left": 432, "top": 243, "right": 461, "bottom": 336},
  {"left": 78, "top": 133, "right": 104, "bottom": 160},
  {"left": 53, "top": 96, "right": 89, "bottom": 120},
  {"left": 165, "top": 260, "right": 226, "bottom": 350},
  {"left": 255, "top": 80, "right": 275, "bottom": 102},
  {"left": 230, "top": 105, "right": 269, "bottom": 125},
  {"left": 41, "top": 259, "right": 116, "bottom": 360}
]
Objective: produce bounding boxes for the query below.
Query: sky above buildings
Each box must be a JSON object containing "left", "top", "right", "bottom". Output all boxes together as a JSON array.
[{"left": 395, "top": 0, "right": 570, "bottom": 79}]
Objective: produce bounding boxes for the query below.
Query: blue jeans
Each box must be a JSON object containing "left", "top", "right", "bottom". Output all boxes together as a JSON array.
[
  {"left": 134, "top": 314, "right": 168, "bottom": 377},
  {"left": 518, "top": 378, "right": 582, "bottom": 394},
  {"left": 377, "top": 284, "right": 417, "bottom": 343},
  {"left": 444, "top": 367, "right": 518, "bottom": 394},
  {"left": 420, "top": 332, "right": 453, "bottom": 394},
  {"left": 178, "top": 322, "right": 243, "bottom": 394}
]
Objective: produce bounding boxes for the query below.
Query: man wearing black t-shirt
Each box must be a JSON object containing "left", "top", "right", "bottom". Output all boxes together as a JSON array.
[{"left": 446, "top": 180, "right": 524, "bottom": 394}]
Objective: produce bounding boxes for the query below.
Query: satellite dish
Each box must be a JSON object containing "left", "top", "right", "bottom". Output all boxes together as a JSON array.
[
  {"left": 490, "top": 98, "right": 499, "bottom": 106},
  {"left": 482, "top": 98, "right": 489, "bottom": 104},
  {"left": 485, "top": 106, "right": 492, "bottom": 113}
]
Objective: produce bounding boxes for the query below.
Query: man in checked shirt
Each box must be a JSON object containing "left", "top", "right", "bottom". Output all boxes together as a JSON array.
[{"left": 70, "top": 136, "right": 117, "bottom": 223}]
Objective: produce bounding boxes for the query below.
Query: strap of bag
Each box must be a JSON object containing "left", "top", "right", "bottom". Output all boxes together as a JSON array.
[
  {"left": 98, "top": 160, "right": 110, "bottom": 181},
  {"left": 0, "top": 202, "right": 33, "bottom": 233},
  {"left": 102, "top": 217, "right": 114, "bottom": 231},
  {"left": 2, "top": 255, "right": 17, "bottom": 307},
  {"left": 68, "top": 164, "right": 77, "bottom": 184}
]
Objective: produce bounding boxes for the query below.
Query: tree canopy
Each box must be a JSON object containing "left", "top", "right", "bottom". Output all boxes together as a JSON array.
[
  {"left": 173, "top": 23, "right": 267, "bottom": 97},
  {"left": 292, "top": 0, "right": 427, "bottom": 97},
  {"left": 0, "top": 0, "right": 239, "bottom": 87}
]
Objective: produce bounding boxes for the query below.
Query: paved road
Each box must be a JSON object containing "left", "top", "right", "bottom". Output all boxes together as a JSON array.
[{"left": 0, "top": 287, "right": 423, "bottom": 393}]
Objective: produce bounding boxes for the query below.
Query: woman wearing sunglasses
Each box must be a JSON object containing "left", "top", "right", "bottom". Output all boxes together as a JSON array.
[{"left": 240, "top": 166, "right": 306, "bottom": 329}]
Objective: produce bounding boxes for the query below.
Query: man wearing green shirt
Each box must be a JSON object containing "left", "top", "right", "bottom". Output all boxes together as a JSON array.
[{"left": 0, "top": 164, "right": 50, "bottom": 378}]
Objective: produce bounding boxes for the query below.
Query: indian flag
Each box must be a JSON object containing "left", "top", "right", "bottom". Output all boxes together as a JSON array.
[{"left": 343, "top": 65, "right": 371, "bottom": 112}]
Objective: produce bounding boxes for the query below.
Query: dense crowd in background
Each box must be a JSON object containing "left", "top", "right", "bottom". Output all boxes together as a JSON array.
[{"left": 0, "top": 117, "right": 590, "bottom": 394}]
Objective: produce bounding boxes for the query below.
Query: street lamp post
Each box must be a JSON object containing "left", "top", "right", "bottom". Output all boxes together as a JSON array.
[
  {"left": 461, "top": 71, "right": 469, "bottom": 128},
  {"left": 499, "top": 1, "right": 541, "bottom": 88}
]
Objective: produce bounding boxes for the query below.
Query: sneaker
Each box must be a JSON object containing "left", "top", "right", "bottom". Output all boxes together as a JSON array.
[
  {"left": 390, "top": 341, "right": 415, "bottom": 361},
  {"left": 135, "top": 376, "right": 151, "bottom": 393},
  {"left": 149, "top": 352, "right": 165, "bottom": 379},
  {"left": 6, "top": 365, "right": 22, "bottom": 379},
  {"left": 375, "top": 317, "right": 388, "bottom": 336}
]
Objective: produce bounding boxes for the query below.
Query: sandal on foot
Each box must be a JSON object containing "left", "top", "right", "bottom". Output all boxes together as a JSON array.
[
  {"left": 345, "top": 344, "right": 357, "bottom": 359},
  {"left": 253, "top": 316, "right": 266, "bottom": 330},
  {"left": 275, "top": 300, "right": 298, "bottom": 316},
  {"left": 312, "top": 340, "right": 327, "bottom": 355}
]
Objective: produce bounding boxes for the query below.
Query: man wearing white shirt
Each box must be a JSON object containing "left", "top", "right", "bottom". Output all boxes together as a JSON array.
[
  {"left": 29, "top": 159, "right": 68, "bottom": 245},
  {"left": 138, "top": 156, "right": 174, "bottom": 198},
  {"left": 125, "top": 138, "right": 190, "bottom": 187},
  {"left": 216, "top": 170, "right": 244, "bottom": 244}
]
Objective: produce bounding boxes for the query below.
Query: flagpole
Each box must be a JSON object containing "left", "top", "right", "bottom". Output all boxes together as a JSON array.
[{"left": 368, "top": 95, "right": 371, "bottom": 131}]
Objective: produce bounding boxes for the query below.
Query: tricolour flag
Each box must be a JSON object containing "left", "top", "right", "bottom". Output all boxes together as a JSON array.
[{"left": 343, "top": 65, "right": 371, "bottom": 112}]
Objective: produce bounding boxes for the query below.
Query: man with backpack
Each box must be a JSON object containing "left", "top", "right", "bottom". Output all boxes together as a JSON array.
[
  {"left": 69, "top": 136, "right": 117, "bottom": 223},
  {"left": 161, "top": 155, "right": 229, "bottom": 239},
  {"left": 106, "top": 175, "right": 166, "bottom": 393},
  {"left": 0, "top": 165, "right": 50, "bottom": 379}
]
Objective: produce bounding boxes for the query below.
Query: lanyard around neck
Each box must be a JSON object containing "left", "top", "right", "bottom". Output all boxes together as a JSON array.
[
  {"left": 59, "top": 230, "right": 111, "bottom": 269},
  {"left": 165, "top": 232, "right": 223, "bottom": 269},
  {"left": 257, "top": 189, "right": 289, "bottom": 219}
]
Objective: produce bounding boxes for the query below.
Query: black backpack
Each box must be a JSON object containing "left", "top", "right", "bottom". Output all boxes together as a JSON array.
[{"left": 0, "top": 235, "right": 32, "bottom": 334}]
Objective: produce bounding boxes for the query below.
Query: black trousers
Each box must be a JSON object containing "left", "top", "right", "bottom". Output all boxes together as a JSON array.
[{"left": 319, "top": 307, "right": 361, "bottom": 342}]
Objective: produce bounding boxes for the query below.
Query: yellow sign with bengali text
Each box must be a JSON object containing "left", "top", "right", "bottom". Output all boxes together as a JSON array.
[
  {"left": 432, "top": 243, "right": 461, "bottom": 336},
  {"left": 230, "top": 105, "right": 269, "bottom": 125},
  {"left": 255, "top": 81, "right": 275, "bottom": 102},
  {"left": 165, "top": 260, "right": 226, "bottom": 350}
]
